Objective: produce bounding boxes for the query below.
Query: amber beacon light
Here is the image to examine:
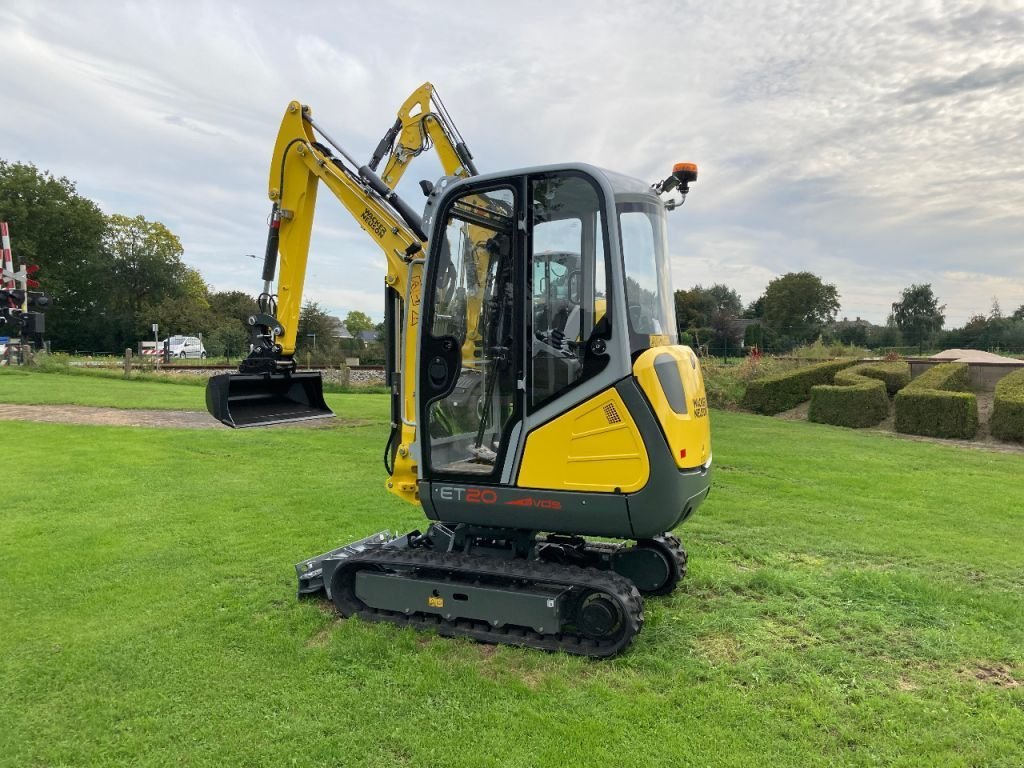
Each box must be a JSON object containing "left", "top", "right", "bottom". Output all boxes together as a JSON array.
[{"left": 654, "top": 162, "right": 698, "bottom": 209}]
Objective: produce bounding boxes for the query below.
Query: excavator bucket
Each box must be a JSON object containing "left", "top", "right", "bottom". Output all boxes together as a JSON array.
[{"left": 206, "top": 372, "right": 334, "bottom": 428}]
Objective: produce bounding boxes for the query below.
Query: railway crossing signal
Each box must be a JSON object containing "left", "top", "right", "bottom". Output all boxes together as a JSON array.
[{"left": 0, "top": 223, "right": 50, "bottom": 350}]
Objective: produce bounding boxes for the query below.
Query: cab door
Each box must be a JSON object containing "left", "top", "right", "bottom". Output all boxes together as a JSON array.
[{"left": 419, "top": 183, "right": 523, "bottom": 481}]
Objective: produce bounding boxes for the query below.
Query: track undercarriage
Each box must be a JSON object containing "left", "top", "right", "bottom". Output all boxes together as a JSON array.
[{"left": 296, "top": 525, "right": 688, "bottom": 657}]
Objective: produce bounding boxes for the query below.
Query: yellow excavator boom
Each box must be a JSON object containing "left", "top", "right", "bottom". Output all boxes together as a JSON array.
[{"left": 370, "top": 82, "right": 478, "bottom": 188}]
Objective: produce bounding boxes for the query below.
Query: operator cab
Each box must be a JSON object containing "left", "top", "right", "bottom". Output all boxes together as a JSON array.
[{"left": 417, "top": 163, "right": 680, "bottom": 482}]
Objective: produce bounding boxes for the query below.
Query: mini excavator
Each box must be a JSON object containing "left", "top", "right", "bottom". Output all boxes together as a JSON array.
[{"left": 207, "top": 83, "right": 712, "bottom": 656}]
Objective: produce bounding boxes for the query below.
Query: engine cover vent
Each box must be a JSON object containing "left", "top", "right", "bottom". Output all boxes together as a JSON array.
[{"left": 603, "top": 402, "right": 622, "bottom": 424}]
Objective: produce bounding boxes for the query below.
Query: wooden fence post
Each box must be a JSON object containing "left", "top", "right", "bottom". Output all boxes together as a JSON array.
[{"left": 124, "top": 348, "right": 132, "bottom": 377}]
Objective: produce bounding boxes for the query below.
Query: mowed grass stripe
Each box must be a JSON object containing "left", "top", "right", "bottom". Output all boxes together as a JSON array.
[
  {"left": 0, "top": 368, "right": 390, "bottom": 419},
  {"left": 1, "top": 380, "right": 1022, "bottom": 766}
]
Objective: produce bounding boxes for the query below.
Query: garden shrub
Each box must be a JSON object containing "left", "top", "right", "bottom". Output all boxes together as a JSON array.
[
  {"left": 834, "top": 361, "right": 911, "bottom": 397},
  {"left": 809, "top": 378, "right": 888, "bottom": 428},
  {"left": 990, "top": 368, "right": 1024, "bottom": 443},
  {"left": 808, "top": 362, "right": 909, "bottom": 428},
  {"left": 894, "top": 363, "right": 978, "bottom": 439},
  {"left": 740, "top": 358, "right": 859, "bottom": 415}
]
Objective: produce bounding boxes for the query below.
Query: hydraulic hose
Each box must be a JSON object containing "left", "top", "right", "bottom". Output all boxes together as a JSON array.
[{"left": 357, "top": 165, "right": 428, "bottom": 241}]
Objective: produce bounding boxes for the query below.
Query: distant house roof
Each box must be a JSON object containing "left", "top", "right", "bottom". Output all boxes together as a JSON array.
[
  {"left": 730, "top": 318, "right": 760, "bottom": 332},
  {"left": 327, "top": 316, "right": 353, "bottom": 339},
  {"left": 357, "top": 329, "right": 379, "bottom": 343}
]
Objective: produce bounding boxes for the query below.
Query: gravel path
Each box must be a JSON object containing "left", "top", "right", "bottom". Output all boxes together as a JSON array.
[
  {"left": 0, "top": 403, "right": 224, "bottom": 428},
  {"left": 0, "top": 404, "right": 354, "bottom": 429}
]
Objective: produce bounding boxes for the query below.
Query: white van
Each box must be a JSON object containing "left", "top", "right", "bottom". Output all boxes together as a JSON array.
[{"left": 165, "top": 335, "right": 207, "bottom": 359}]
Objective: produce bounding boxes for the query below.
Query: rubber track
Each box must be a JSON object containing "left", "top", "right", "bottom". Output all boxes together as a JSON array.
[
  {"left": 548, "top": 534, "right": 689, "bottom": 595},
  {"left": 331, "top": 548, "right": 644, "bottom": 657},
  {"left": 660, "top": 533, "right": 689, "bottom": 581}
]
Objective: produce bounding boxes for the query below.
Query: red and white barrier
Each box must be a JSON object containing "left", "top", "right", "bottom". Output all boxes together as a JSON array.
[{"left": 1, "top": 222, "right": 13, "bottom": 290}]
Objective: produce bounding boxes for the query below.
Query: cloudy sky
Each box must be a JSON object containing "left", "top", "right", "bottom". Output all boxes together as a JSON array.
[{"left": 4, "top": 0, "right": 1022, "bottom": 325}]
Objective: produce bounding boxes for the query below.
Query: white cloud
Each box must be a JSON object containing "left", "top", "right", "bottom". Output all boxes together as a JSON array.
[{"left": 2, "top": 0, "right": 1022, "bottom": 325}]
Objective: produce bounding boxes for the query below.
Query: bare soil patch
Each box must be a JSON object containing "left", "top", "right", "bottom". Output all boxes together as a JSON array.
[{"left": 960, "top": 663, "right": 1021, "bottom": 689}]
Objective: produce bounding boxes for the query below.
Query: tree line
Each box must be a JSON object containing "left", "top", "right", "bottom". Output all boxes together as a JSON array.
[
  {"left": 675, "top": 274, "right": 1024, "bottom": 355},
  {"left": 0, "top": 160, "right": 384, "bottom": 363},
  {"left": 0, "top": 161, "right": 256, "bottom": 357},
  {"left": 6, "top": 158, "right": 1020, "bottom": 362}
]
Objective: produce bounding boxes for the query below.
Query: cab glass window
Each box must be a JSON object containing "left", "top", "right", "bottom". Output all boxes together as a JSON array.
[{"left": 529, "top": 173, "right": 610, "bottom": 411}]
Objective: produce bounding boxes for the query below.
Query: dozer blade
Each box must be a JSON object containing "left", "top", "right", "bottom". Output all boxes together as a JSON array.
[{"left": 206, "top": 372, "right": 334, "bottom": 428}]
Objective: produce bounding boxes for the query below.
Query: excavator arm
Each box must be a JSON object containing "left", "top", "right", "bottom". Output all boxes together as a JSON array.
[
  {"left": 366, "top": 83, "right": 506, "bottom": 364},
  {"left": 262, "top": 101, "right": 425, "bottom": 359},
  {"left": 208, "top": 100, "right": 428, "bottom": 504},
  {"left": 368, "top": 82, "right": 478, "bottom": 188},
  {"left": 208, "top": 85, "right": 485, "bottom": 504},
  {"left": 258, "top": 82, "right": 478, "bottom": 362}
]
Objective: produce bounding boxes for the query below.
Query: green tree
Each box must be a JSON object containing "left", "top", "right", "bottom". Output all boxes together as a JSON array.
[
  {"left": 706, "top": 284, "right": 743, "bottom": 318},
  {"left": 954, "top": 315, "right": 991, "bottom": 348},
  {"left": 868, "top": 320, "right": 903, "bottom": 350},
  {"left": 0, "top": 161, "right": 222, "bottom": 354},
  {"left": 206, "top": 323, "right": 250, "bottom": 362},
  {"left": 674, "top": 284, "right": 741, "bottom": 332},
  {"left": 1012, "top": 305, "right": 1024, "bottom": 322},
  {"left": 344, "top": 310, "right": 374, "bottom": 335},
  {"left": 296, "top": 301, "right": 342, "bottom": 364},
  {"left": 762, "top": 272, "right": 840, "bottom": 346},
  {"left": 708, "top": 311, "right": 742, "bottom": 356},
  {"left": 103, "top": 214, "right": 188, "bottom": 348},
  {"left": 989, "top": 298, "right": 1002, "bottom": 321},
  {"left": 0, "top": 160, "right": 107, "bottom": 351},
  {"left": 821, "top": 317, "right": 870, "bottom": 348},
  {"left": 674, "top": 283, "right": 743, "bottom": 354},
  {"left": 1004, "top": 320, "right": 1024, "bottom": 353},
  {"left": 104, "top": 214, "right": 186, "bottom": 313},
  {"left": 209, "top": 290, "right": 258, "bottom": 328},
  {"left": 891, "top": 284, "right": 945, "bottom": 353},
  {"left": 744, "top": 323, "right": 763, "bottom": 349},
  {"left": 742, "top": 295, "right": 765, "bottom": 319},
  {"left": 942, "top": 311, "right": 1020, "bottom": 352},
  {"left": 154, "top": 267, "right": 214, "bottom": 340}
]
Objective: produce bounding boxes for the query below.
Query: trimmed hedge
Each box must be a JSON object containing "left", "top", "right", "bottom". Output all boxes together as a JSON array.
[
  {"left": 808, "top": 362, "right": 909, "bottom": 428},
  {"left": 741, "top": 358, "right": 859, "bottom": 415},
  {"left": 894, "top": 363, "right": 978, "bottom": 439},
  {"left": 990, "top": 368, "right": 1024, "bottom": 443},
  {"left": 809, "top": 378, "right": 888, "bottom": 428},
  {"left": 834, "top": 361, "right": 911, "bottom": 397}
]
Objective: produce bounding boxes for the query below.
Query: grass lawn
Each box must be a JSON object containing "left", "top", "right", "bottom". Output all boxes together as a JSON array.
[
  {"left": 0, "top": 367, "right": 211, "bottom": 409},
  {"left": 1, "top": 373, "right": 1022, "bottom": 766},
  {"left": 0, "top": 368, "right": 388, "bottom": 418}
]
